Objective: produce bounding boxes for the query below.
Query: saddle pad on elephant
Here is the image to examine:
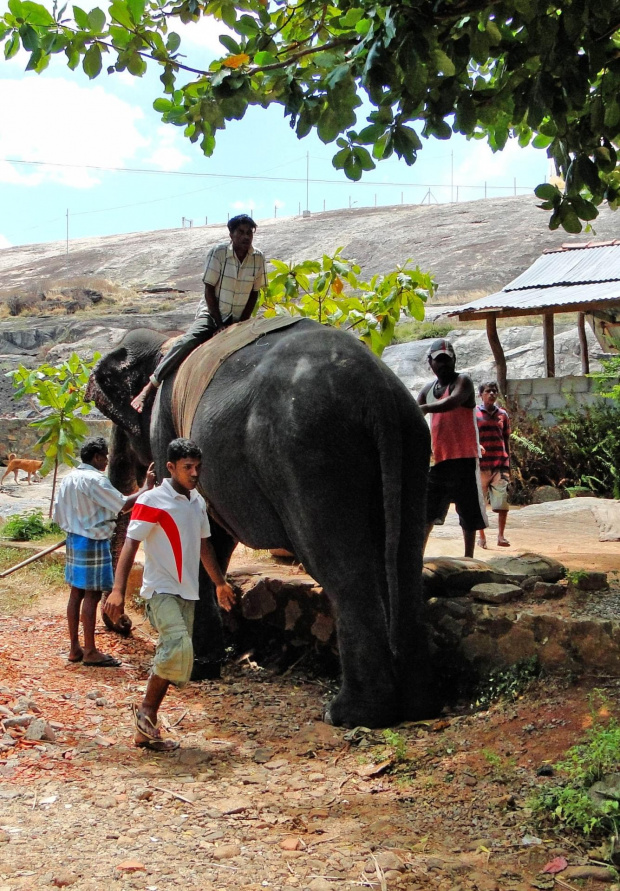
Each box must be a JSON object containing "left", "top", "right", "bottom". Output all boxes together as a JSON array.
[{"left": 171, "top": 315, "right": 303, "bottom": 438}]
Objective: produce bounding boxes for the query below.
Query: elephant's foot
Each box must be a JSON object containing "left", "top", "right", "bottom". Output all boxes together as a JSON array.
[{"left": 324, "top": 691, "right": 401, "bottom": 729}]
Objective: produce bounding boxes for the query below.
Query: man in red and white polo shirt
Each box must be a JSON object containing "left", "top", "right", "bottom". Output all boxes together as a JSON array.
[{"left": 104, "top": 437, "right": 234, "bottom": 751}]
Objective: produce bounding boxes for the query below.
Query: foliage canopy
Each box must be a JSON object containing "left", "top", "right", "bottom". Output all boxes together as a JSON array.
[
  {"left": 261, "top": 248, "right": 435, "bottom": 355},
  {"left": 2, "top": 0, "right": 620, "bottom": 232}
]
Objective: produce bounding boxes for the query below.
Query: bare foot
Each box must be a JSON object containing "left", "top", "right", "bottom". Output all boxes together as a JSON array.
[
  {"left": 131, "top": 381, "right": 156, "bottom": 413},
  {"left": 68, "top": 647, "right": 83, "bottom": 663},
  {"left": 477, "top": 538, "right": 488, "bottom": 550},
  {"left": 497, "top": 537, "right": 511, "bottom": 547}
]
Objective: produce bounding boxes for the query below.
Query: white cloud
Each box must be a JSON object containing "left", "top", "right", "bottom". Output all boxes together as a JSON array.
[
  {"left": 176, "top": 16, "right": 236, "bottom": 54},
  {"left": 0, "top": 234, "right": 12, "bottom": 249},
  {"left": 274, "top": 199, "right": 285, "bottom": 208},
  {"left": 144, "top": 126, "right": 191, "bottom": 171},
  {"left": 0, "top": 77, "right": 149, "bottom": 188}
]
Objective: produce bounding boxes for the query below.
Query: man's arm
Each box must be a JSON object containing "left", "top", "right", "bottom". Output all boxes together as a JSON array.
[
  {"left": 200, "top": 538, "right": 235, "bottom": 611},
  {"left": 103, "top": 537, "right": 141, "bottom": 624},
  {"left": 204, "top": 283, "right": 224, "bottom": 329},
  {"left": 417, "top": 382, "right": 432, "bottom": 406},
  {"left": 238, "top": 289, "right": 258, "bottom": 322},
  {"left": 420, "top": 374, "right": 475, "bottom": 415}
]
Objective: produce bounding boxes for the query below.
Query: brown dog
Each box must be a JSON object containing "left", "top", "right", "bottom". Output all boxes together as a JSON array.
[{"left": 1, "top": 453, "right": 43, "bottom": 485}]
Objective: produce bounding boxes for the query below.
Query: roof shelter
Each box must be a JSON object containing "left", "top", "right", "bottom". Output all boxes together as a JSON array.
[{"left": 449, "top": 241, "right": 620, "bottom": 394}]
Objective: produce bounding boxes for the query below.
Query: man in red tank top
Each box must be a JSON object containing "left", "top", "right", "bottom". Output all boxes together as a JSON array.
[{"left": 417, "top": 339, "right": 488, "bottom": 558}]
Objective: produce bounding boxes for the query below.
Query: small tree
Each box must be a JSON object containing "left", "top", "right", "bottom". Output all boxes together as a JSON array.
[
  {"left": 9, "top": 352, "right": 100, "bottom": 515},
  {"left": 260, "top": 248, "right": 436, "bottom": 356}
]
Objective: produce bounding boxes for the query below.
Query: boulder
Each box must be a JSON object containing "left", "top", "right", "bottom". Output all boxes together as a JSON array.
[
  {"left": 531, "top": 486, "right": 565, "bottom": 504},
  {"left": 485, "top": 551, "right": 565, "bottom": 582},
  {"left": 423, "top": 557, "right": 519, "bottom": 596},
  {"left": 470, "top": 583, "right": 523, "bottom": 604}
]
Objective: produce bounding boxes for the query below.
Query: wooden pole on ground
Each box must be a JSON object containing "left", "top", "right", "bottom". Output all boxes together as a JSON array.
[
  {"left": 578, "top": 312, "right": 590, "bottom": 374},
  {"left": 0, "top": 539, "right": 66, "bottom": 578},
  {"left": 543, "top": 312, "right": 555, "bottom": 377},
  {"left": 486, "top": 315, "right": 507, "bottom": 395}
]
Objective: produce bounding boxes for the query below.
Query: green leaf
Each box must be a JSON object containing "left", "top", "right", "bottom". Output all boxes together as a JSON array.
[
  {"left": 72, "top": 4, "right": 90, "bottom": 28},
  {"left": 167, "top": 31, "right": 181, "bottom": 53},
  {"left": 82, "top": 42, "right": 102, "bottom": 78},
  {"left": 432, "top": 49, "right": 455, "bottom": 77},
  {"left": 219, "top": 33, "right": 240, "bottom": 54},
  {"left": 534, "top": 183, "right": 561, "bottom": 202},
  {"left": 253, "top": 50, "right": 276, "bottom": 66},
  {"left": 87, "top": 7, "right": 105, "bottom": 32},
  {"left": 126, "top": 0, "right": 145, "bottom": 25}
]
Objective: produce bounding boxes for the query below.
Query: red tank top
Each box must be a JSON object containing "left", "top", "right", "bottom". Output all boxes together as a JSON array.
[{"left": 427, "top": 382, "right": 480, "bottom": 464}]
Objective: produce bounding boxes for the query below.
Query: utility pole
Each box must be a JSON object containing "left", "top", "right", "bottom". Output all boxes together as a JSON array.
[
  {"left": 66, "top": 209, "right": 69, "bottom": 256},
  {"left": 306, "top": 151, "right": 309, "bottom": 213},
  {"left": 451, "top": 151, "right": 454, "bottom": 203}
]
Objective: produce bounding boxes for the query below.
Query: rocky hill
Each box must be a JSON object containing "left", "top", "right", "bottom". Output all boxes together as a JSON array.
[
  {"left": 2, "top": 195, "right": 620, "bottom": 300},
  {"left": 0, "top": 194, "right": 616, "bottom": 417}
]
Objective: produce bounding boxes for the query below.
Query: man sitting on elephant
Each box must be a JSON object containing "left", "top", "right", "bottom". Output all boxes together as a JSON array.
[{"left": 131, "top": 213, "right": 267, "bottom": 413}]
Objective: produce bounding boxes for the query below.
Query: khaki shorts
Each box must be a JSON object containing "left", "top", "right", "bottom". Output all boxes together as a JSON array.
[
  {"left": 480, "top": 470, "right": 510, "bottom": 512},
  {"left": 145, "top": 593, "right": 195, "bottom": 687}
]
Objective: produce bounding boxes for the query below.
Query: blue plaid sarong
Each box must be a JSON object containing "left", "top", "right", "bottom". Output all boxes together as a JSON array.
[{"left": 64, "top": 532, "right": 114, "bottom": 591}]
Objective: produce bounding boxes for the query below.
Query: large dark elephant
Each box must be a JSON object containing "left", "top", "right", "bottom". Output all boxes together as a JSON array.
[{"left": 86, "top": 318, "right": 433, "bottom": 727}]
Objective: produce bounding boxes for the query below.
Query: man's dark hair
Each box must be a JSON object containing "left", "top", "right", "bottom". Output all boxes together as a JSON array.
[
  {"left": 81, "top": 437, "right": 108, "bottom": 464},
  {"left": 167, "top": 437, "right": 202, "bottom": 463},
  {"left": 228, "top": 214, "right": 257, "bottom": 233},
  {"left": 478, "top": 380, "right": 499, "bottom": 395}
]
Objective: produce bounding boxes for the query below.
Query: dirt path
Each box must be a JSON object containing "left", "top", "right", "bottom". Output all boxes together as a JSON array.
[
  {"left": 1, "top": 476, "right": 620, "bottom": 890},
  {"left": 1, "top": 596, "right": 619, "bottom": 891}
]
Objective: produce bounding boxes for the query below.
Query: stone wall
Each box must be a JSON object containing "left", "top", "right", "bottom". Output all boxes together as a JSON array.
[
  {"left": 0, "top": 418, "right": 112, "bottom": 463},
  {"left": 506, "top": 374, "right": 612, "bottom": 425}
]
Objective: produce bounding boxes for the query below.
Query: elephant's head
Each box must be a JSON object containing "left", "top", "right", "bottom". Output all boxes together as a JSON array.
[{"left": 86, "top": 328, "right": 169, "bottom": 487}]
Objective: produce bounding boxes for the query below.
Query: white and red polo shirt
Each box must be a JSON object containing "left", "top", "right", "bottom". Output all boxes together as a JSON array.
[{"left": 127, "top": 478, "right": 211, "bottom": 601}]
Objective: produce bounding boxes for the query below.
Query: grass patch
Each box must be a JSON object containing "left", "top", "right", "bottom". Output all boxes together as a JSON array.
[
  {"left": 530, "top": 693, "right": 620, "bottom": 858},
  {"left": 393, "top": 318, "right": 454, "bottom": 343},
  {"left": 0, "top": 545, "right": 66, "bottom": 614}
]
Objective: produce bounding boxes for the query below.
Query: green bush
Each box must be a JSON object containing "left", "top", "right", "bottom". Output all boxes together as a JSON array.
[
  {"left": 392, "top": 318, "right": 454, "bottom": 343},
  {"left": 509, "top": 400, "right": 620, "bottom": 502},
  {"left": 1, "top": 510, "right": 62, "bottom": 541},
  {"left": 531, "top": 695, "right": 620, "bottom": 844}
]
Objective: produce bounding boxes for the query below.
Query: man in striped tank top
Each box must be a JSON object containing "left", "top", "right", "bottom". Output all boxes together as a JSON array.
[
  {"left": 417, "top": 339, "right": 488, "bottom": 558},
  {"left": 475, "top": 381, "right": 511, "bottom": 549}
]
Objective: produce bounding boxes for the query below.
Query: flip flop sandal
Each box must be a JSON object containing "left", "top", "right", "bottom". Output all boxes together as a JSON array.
[
  {"left": 135, "top": 737, "right": 180, "bottom": 752},
  {"left": 131, "top": 703, "right": 160, "bottom": 742},
  {"left": 83, "top": 654, "right": 121, "bottom": 667},
  {"left": 477, "top": 539, "right": 488, "bottom": 550},
  {"left": 67, "top": 653, "right": 83, "bottom": 663}
]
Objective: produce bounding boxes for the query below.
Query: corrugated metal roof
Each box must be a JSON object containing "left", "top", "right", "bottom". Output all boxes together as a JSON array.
[
  {"left": 453, "top": 281, "right": 620, "bottom": 315},
  {"left": 504, "top": 243, "right": 620, "bottom": 291}
]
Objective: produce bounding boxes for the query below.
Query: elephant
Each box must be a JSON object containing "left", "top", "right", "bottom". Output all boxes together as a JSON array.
[{"left": 86, "top": 318, "right": 433, "bottom": 728}]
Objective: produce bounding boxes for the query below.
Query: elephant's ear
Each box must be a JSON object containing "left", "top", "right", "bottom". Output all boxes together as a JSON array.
[{"left": 86, "top": 330, "right": 165, "bottom": 437}]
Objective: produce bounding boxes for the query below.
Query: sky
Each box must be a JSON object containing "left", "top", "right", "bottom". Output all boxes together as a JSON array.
[{"left": 0, "top": 12, "right": 551, "bottom": 249}]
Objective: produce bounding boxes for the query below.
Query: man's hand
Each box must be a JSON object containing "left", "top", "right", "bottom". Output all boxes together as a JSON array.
[
  {"left": 215, "top": 582, "right": 235, "bottom": 612},
  {"left": 103, "top": 589, "right": 125, "bottom": 625},
  {"left": 145, "top": 463, "right": 156, "bottom": 489}
]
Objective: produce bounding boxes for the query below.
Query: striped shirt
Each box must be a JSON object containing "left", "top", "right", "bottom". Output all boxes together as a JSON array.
[
  {"left": 127, "top": 479, "right": 211, "bottom": 601},
  {"left": 476, "top": 404, "right": 511, "bottom": 472},
  {"left": 199, "top": 243, "right": 267, "bottom": 321},
  {"left": 53, "top": 463, "right": 127, "bottom": 540}
]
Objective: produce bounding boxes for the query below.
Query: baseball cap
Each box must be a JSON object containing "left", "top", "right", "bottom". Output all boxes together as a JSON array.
[{"left": 428, "top": 338, "right": 456, "bottom": 360}]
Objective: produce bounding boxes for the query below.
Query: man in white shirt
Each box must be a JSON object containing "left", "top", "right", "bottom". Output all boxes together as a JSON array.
[
  {"left": 54, "top": 437, "right": 155, "bottom": 666},
  {"left": 104, "top": 437, "right": 235, "bottom": 751},
  {"left": 131, "top": 214, "right": 267, "bottom": 413}
]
